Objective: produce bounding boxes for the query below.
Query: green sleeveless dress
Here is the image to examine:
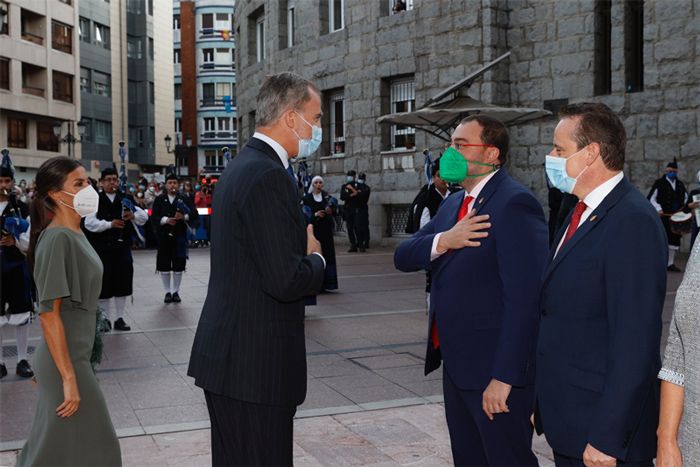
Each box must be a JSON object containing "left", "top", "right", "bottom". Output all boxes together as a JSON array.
[{"left": 17, "top": 228, "right": 121, "bottom": 466}]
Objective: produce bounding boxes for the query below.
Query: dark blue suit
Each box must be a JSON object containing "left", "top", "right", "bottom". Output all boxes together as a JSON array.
[
  {"left": 395, "top": 169, "right": 548, "bottom": 465},
  {"left": 535, "top": 177, "right": 667, "bottom": 463}
]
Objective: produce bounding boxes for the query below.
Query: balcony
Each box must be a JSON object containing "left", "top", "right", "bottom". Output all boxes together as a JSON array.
[
  {"left": 200, "top": 131, "right": 237, "bottom": 143},
  {"left": 199, "top": 97, "right": 237, "bottom": 110},
  {"left": 21, "top": 9, "right": 45, "bottom": 46},
  {"left": 199, "top": 28, "right": 235, "bottom": 42},
  {"left": 199, "top": 62, "right": 236, "bottom": 74},
  {"left": 22, "top": 62, "right": 46, "bottom": 98}
]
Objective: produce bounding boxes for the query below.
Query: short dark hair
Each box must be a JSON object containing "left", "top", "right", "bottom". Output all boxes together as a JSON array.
[
  {"left": 459, "top": 115, "right": 509, "bottom": 165},
  {"left": 347, "top": 170, "right": 356, "bottom": 177},
  {"left": 558, "top": 103, "right": 626, "bottom": 171},
  {"left": 256, "top": 72, "right": 320, "bottom": 127},
  {"left": 100, "top": 167, "right": 118, "bottom": 180},
  {"left": 431, "top": 157, "right": 441, "bottom": 175}
]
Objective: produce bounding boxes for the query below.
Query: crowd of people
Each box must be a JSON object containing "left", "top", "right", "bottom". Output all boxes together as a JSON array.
[{"left": 3, "top": 71, "right": 700, "bottom": 467}]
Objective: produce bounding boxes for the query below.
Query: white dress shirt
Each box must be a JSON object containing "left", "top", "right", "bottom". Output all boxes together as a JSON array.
[
  {"left": 430, "top": 170, "right": 500, "bottom": 261},
  {"left": 649, "top": 176, "right": 688, "bottom": 213},
  {"left": 84, "top": 193, "right": 149, "bottom": 232},
  {"left": 554, "top": 171, "right": 624, "bottom": 257},
  {"left": 252, "top": 132, "right": 325, "bottom": 268},
  {"left": 419, "top": 185, "right": 450, "bottom": 230}
]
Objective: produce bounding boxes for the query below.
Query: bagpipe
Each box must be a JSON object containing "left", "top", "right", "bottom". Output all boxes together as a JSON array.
[
  {"left": 0, "top": 198, "right": 29, "bottom": 241},
  {"left": 119, "top": 197, "right": 146, "bottom": 245}
]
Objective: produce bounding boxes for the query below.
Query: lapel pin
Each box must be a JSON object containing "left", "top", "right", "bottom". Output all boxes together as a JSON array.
[
  {"left": 589, "top": 215, "right": 597, "bottom": 222},
  {"left": 478, "top": 197, "right": 484, "bottom": 204}
]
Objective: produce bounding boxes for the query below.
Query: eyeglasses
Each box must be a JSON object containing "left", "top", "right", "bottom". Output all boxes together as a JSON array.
[{"left": 450, "top": 143, "right": 496, "bottom": 151}]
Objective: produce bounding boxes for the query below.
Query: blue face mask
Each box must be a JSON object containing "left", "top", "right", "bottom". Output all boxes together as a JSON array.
[
  {"left": 545, "top": 148, "right": 589, "bottom": 194},
  {"left": 346, "top": 176, "right": 354, "bottom": 183},
  {"left": 357, "top": 179, "right": 365, "bottom": 185},
  {"left": 666, "top": 172, "right": 678, "bottom": 181},
  {"left": 292, "top": 112, "right": 322, "bottom": 159}
]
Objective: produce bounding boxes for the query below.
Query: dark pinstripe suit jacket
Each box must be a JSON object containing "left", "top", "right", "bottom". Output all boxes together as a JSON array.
[{"left": 188, "top": 137, "right": 325, "bottom": 407}]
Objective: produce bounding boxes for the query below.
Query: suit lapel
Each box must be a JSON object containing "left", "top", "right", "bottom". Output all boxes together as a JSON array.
[{"left": 543, "top": 178, "right": 632, "bottom": 284}]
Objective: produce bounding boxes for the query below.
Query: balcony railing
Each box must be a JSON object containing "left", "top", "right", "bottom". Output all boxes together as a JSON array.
[
  {"left": 22, "top": 31, "right": 44, "bottom": 45},
  {"left": 199, "top": 62, "right": 235, "bottom": 73},
  {"left": 200, "top": 131, "right": 237, "bottom": 142},
  {"left": 199, "top": 97, "right": 237, "bottom": 109},
  {"left": 22, "top": 86, "right": 45, "bottom": 97},
  {"left": 199, "top": 28, "right": 235, "bottom": 41}
]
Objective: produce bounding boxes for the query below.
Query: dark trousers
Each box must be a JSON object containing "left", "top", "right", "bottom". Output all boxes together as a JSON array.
[
  {"left": 442, "top": 368, "right": 537, "bottom": 466},
  {"left": 204, "top": 391, "right": 296, "bottom": 467},
  {"left": 345, "top": 208, "right": 357, "bottom": 247},
  {"left": 554, "top": 451, "right": 653, "bottom": 466},
  {"left": 354, "top": 207, "right": 369, "bottom": 248}
]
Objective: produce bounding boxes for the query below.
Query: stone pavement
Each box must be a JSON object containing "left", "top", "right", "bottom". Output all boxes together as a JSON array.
[{"left": 0, "top": 244, "right": 685, "bottom": 465}]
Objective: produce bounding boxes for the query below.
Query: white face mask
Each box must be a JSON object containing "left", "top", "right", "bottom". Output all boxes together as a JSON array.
[{"left": 61, "top": 185, "right": 99, "bottom": 217}]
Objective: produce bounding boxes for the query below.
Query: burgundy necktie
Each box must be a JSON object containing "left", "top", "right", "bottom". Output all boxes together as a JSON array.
[
  {"left": 431, "top": 195, "right": 475, "bottom": 350},
  {"left": 561, "top": 201, "right": 587, "bottom": 248}
]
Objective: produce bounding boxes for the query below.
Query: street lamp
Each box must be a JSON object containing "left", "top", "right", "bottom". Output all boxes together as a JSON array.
[
  {"left": 164, "top": 134, "right": 192, "bottom": 177},
  {"left": 53, "top": 120, "right": 86, "bottom": 159}
]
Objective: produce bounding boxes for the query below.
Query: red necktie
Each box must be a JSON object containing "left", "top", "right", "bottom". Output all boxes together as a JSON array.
[
  {"left": 561, "top": 201, "right": 587, "bottom": 248},
  {"left": 431, "top": 195, "right": 475, "bottom": 350}
]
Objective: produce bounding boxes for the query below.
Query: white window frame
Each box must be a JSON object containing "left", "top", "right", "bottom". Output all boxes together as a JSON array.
[
  {"left": 202, "top": 48, "right": 214, "bottom": 64},
  {"left": 389, "top": 0, "right": 414, "bottom": 14},
  {"left": 390, "top": 78, "right": 416, "bottom": 150},
  {"left": 214, "top": 13, "right": 230, "bottom": 30},
  {"left": 330, "top": 90, "right": 345, "bottom": 155},
  {"left": 203, "top": 117, "right": 216, "bottom": 132},
  {"left": 80, "top": 67, "right": 91, "bottom": 93},
  {"left": 201, "top": 13, "right": 214, "bottom": 30},
  {"left": 175, "top": 117, "right": 182, "bottom": 133},
  {"left": 256, "top": 17, "right": 265, "bottom": 63},
  {"left": 287, "top": 7, "right": 295, "bottom": 47},
  {"left": 329, "top": 0, "right": 344, "bottom": 33},
  {"left": 215, "top": 82, "right": 231, "bottom": 100},
  {"left": 173, "top": 14, "right": 180, "bottom": 30},
  {"left": 174, "top": 48, "right": 180, "bottom": 64},
  {"left": 217, "top": 117, "right": 230, "bottom": 132},
  {"left": 93, "top": 71, "right": 110, "bottom": 97}
]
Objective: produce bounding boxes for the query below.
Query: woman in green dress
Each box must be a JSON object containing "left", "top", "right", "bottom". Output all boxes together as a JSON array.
[{"left": 17, "top": 157, "right": 121, "bottom": 466}]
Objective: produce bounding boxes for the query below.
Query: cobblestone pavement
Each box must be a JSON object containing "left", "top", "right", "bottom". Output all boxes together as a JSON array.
[{"left": 0, "top": 245, "right": 684, "bottom": 465}]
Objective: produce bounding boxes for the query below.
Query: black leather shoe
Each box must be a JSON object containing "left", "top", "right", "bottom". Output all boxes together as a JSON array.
[
  {"left": 172, "top": 292, "right": 182, "bottom": 303},
  {"left": 114, "top": 318, "right": 131, "bottom": 331},
  {"left": 164, "top": 292, "right": 173, "bottom": 303},
  {"left": 16, "top": 359, "right": 34, "bottom": 378},
  {"left": 347, "top": 246, "right": 358, "bottom": 253},
  {"left": 0, "top": 363, "right": 7, "bottom": 379},
  {"left": 667, "top": 264, "right": 683, "bottom": 272}
]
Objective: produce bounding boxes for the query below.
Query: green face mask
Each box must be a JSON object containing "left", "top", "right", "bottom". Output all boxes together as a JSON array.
[{"left": 439, "top": 147, "right": 497, "bottom": 183}]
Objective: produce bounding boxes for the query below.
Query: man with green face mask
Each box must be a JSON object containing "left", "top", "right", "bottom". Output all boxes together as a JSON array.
[{"left": 395, "top": 115, "right": 549, "bottom": 465}]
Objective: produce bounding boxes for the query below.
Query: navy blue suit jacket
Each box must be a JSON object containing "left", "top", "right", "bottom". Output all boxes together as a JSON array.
[
  {"left": 395, "top": 169, "right": 549, "bottom": 390},
  {"left": 535, "top": 177, "right": 667, "bottom": 461}
]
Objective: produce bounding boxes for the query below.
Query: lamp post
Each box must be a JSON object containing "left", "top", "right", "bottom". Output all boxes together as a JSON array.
[
  {"left": 53, "top": 121, "right": 86, "bottom": 159},
  {"left": 164, "top": 134, "right": 193, "bottom": 176}
]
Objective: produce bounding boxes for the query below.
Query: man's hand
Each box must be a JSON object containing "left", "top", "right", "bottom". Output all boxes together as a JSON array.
[
  {"left": 482, "top": 378, "right": 511, "bottom": 421},
  {"left": 657, "top": 438, "right": 682, "bottom": 467},
  {"left": 111, "top": 220, "right": 125, "bottom": 229},
  {"left": 166, "top": 218, "right": 178, "bottom": 226},
  {"left": 583, "top": 444, "right": 616, "bottom": 467},
  {"left": 688, "top": 201, "right": 699, "bottom": 209},
  {"left": 122, "top": 210, "right": 135, "bottom": 221},
  {"left": 324, "top": 207, "right": 333, "bottom": 215},
  {"left": 315, "top": 210, "right": 326, "bottom": 218},
  {"left": 307, "top": 224, "right": 321, "bottom": 255},
  {"left": 0, "top": 235, "right": 16, "bottom": 247},
  {"left": 174, "top": 212, "right": 185, "bottom": 221},
  {"left": 437, "top": 210, "right": 491, "bottom": 253}
]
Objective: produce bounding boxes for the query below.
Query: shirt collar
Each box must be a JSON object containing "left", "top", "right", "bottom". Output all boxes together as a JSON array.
[
  {"left": 253, "top": 131, "right": 289, "bottom": 169},
  {"left": 582, "top": 171, "right": 624, "bottom": 210},
  {"left": 464, "top": 169, "right": 500, "bottom": 200}
]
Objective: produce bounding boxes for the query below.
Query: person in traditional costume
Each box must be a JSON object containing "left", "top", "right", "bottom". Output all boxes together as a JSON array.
[{"left": 303, "top": 176, "right": 338, "bottom": 291}]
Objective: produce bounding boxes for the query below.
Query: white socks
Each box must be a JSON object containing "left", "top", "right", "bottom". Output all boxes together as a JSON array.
[
  {"left": 114, "top": 296, "right": 127, "bottom": 320},
  {"left": 99, "top": 298, "right": 111, "bottom": 321},
  {"left": 172, "top": 272, "right": 183, "bottom": 294},
  {"left": 161, "top": 272, "right": 172, "bottom": 293},
  {"left": 15, "top": 325, "right": 28, "bottom": 362},
  {"left": 668, "top": 247, "right": 677, "bottom": 267}
]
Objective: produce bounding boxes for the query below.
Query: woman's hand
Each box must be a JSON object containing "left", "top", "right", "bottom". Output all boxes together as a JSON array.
[
  {"left": 56, "top": 377, "right": 81, "bottom": 418},
  {"left": 657, "top": 439, "right": 683, "bottom": 467}
]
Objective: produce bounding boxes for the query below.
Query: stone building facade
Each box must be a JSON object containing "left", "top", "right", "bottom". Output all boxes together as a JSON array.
[{"left": 233, "top": 0, "right": 700, "bottom": 244}]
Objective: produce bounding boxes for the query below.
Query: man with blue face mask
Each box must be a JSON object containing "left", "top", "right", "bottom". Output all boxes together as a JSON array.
[
  {"left": 647, "top": 159, "right": 690, "bottom": 271},
  {"left": 537, "top": 103, "right": 667, "bottom": 467},
  {"left": 188, "top": 72, "right": 325, "bottom": 466}
]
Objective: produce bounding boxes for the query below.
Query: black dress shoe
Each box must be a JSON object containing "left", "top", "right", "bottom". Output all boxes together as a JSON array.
[
  {"left": 164, "top": 292, "right": 173, "bottom": 303},
  {"left": 16, "top": 359, "right": 34, "bottom": 378},
  {"left": 172, "top": 292, "right": 182, "bottom": 303},
  {"left": 114, "top": 318, "right": 131, "bottom": 331},
  {"left": 347, "top": 246, "right": 358, "bottom": 253},
  {"left": 667, "top": 264, "right": 683, "bottom": 272},
  {"left": 0, "top": 363, "right": 7, "bottom": 379}
]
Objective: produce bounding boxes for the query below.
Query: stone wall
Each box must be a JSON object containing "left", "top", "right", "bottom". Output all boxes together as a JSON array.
[{"left": 234, "top": 0, "right": 700, "bottom": 244}]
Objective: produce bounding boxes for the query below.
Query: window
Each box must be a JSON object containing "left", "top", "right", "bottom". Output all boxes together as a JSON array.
[
  {"left": 128, "top": 80, "right": 137, "bottom": 103},
  {"left": 0, "top": 58, "right": 9, "bottom": 90},
  {"left": 148, "top": 38, "right": 154, "bottom": 59},
  {"left": 175, "top": 117, "right": 182, "bottom": 133},
  {"left": 127, "top": 0, "right": 142, "bottom": 14},
  {"left": 389, "top": 0, "right": 413, "bottom": 14},
  {"left": 127, "top": 36, "right": 142, "bottom": 59},
  {"left": 79, "top": 17, "right": 90, "bottom": 43},
  {"left": 94, "top": 23, "right": 110, "bottom": 49},
  {"left": 594, "top": 0, "right": 612, "bottom": 96},
  {"left": 329, "top": 90, "right": 345, "bottom": 154},
  {"left": 52, "top": 21, "right": 72, "bottom": 54},
  {"left": 389, "top": 78, "right": 415, "bottom": 150},
  {"left": 128, "top": 127, "right": 141, "bottom": 148},
  {"left": 256, "top": 17, "right": 265, "bottom": 62},
  {"left": 93, "top": 71, "right": 110, "bottom": 97},
  {"left": 214, "top": 13, "right": 231, "bottom": 31},
  {"left": 203, "top": 48, "right": 214, "bottom": 64},
  {"left": 205, "top": 149, "right": 223, "bottom": 167},
  {"left": 173, "top": 14, "right": 180, "bottom": 30},
  {"left": 149, "top": 81, "right": 154, "bottom": 104},
  {"left": 0, "top": 1, "right": 8, "bottom": 35},
  {"left": 203, "top": 117, "right": 216, "bottom": 133},
  {"left": 215, "top": 82, "right": 231, "bottom": 100},
  {"left": 202, "top": 13, "right": 213, "bottom": 29},
  {"left": 80, "top": 67, "right": 90, "bottom": 93},
  {"left": 218, "top": 117, "right": 230, "bottom": 131},
  {"left": 81, "top": 119, "right": 91, "bottom": 142},
  {"left": 37, "top": 121, "right": 59, "bottom": 152},
  {"left": 287, "top": 7, "right": 295, "bottom": 47},
  {"left": 202, "top": 83, "right": 215, "bottom": 105},
  {"left": 625, "top": 0, "right": 644, "bottom": 92},
  {"left": 95, "top": 120, "right": 111, "bottom": 145},
  {"left": 329, "top": 0, "right": 344, "bottom": 32},
  {"left": 149, "top": 126, "right": 155, "bottom": 147},
  {"left": 8, "top": 118, "right": 27, "bottom": 148},
  {"left": 53, "top": 71, "right": 73, "bottom": 103},
  {"left": 215, "top": 48, "right": 231, "bottom": 66},
  {"left": 174, "top": 82, "right": 181, "bottom": 99},
  {"left": 148, "top": 0, "right": 153, "bottom": 15},
  {"left": 174, "top": 49, "right": 181, "bottom": 64}
]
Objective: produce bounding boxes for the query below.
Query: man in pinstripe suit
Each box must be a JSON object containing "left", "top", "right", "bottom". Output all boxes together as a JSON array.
[{"left": 188, "top": 73, "right": 326, "bottom": 466}]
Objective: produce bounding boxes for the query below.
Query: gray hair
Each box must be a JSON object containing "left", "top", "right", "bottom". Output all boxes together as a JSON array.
[{"left": 256, "top": 72, "right": 319, "bottom": 127}]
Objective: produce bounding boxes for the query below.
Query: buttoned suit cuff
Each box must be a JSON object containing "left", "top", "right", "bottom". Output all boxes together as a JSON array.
[{"left": 312, "top": 252, "right": 326, "bottom": 268}]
